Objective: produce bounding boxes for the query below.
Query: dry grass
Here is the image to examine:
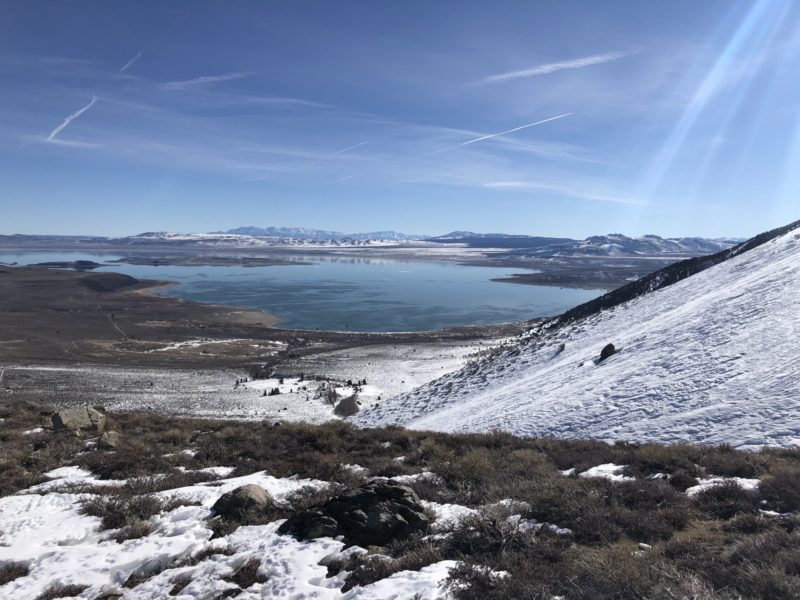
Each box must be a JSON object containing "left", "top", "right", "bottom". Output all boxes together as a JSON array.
[{"left": 5, "top": 401, "right": 800, "bottom": 598}]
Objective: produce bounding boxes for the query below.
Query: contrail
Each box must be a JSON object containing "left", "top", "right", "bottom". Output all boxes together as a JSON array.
[
  {"left": 47, "top": 96, "right": 98, "bottom": 142},
  {"left": 119, "top": 51, "right": 142, "bottom": 73},
  {"left": 475, "top": 52, "right": 625, "bottom": 85},
  {"left": 324, "top": 141, "right": 368, "bottom": 158},
  {"left": 461, "top": 113, "right": 573, "bottom": 146},
  {"left": 164, "top": 72, "right": 253, "bottom": 90}
]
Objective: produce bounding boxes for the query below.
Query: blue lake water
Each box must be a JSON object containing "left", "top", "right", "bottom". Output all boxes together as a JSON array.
[{"left": 0, "top": 251, "right": 604, "bottom": 332}]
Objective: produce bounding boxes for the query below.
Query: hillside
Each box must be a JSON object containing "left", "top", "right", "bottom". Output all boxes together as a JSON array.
[{"left": 355, "top": 220, "right": 800, "bottom": 448}]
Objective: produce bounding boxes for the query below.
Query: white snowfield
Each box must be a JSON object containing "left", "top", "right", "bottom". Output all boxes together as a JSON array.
[{"left": 355, "top": 226, "right": 800, "bottom": 448}]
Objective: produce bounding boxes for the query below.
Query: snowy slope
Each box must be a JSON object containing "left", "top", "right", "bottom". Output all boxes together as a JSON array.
[{"left": 355, "top": 225, "right": 800, "bottom": 448}]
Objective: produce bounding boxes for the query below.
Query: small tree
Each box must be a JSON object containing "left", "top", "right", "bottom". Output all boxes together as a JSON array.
[{"left": 325, "top": 384, "right": 339, "bottom": 406}]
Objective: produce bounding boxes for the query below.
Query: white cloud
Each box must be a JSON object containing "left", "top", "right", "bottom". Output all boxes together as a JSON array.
[
  {"left": 474, "top": 52, "right": 626, "bottom": 85},
  {"left": 163, "top": 72, "right": 254, "bottom": 90},
  {"left": 461, "top": 113, "right": 573, "bottom": 146},
  {"left": 119, "top": 51, "right": 142, "bottom": 73},
  {"left": 47, "top": 95, "right": 98, "bottom": 142}
]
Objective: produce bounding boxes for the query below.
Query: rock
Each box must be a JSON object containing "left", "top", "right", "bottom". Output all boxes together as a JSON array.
[
  {"left": 98, "top": 431, "right": 120, "bottom": 450},
  {"left": 599, "top": 343, "right": 616, "bottom": 361},
  {"left": 279, "top": 480, "right": 429, "bottom": 546},
  {"left": 52, "top": 406, "right": 106, "bottom": 436},
  {"left": 212, "top": 484, "right": 274, "bottom": 520},
  {"left": 279, "top": 510, "right": 340, "bottom": 539}
]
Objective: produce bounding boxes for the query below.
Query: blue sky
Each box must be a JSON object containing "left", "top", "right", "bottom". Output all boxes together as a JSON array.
[{"left": 2, "top": 0, "right": 800, "bottom": 238}]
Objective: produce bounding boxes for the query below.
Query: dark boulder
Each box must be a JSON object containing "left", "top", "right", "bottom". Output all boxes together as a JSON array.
[
  {"left": 212, "top": 484, "right": 274, "bottom": 520},
  {"left": 278, "top": 480, "right": 429, "bottom": 546},
  {"left": 599, "top": 343, "right": 617, "bottom": 361}
]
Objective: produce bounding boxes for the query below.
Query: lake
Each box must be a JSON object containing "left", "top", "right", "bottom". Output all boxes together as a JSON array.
[{"left": 1, "top": 251, "right": 604, "bottom": 332}]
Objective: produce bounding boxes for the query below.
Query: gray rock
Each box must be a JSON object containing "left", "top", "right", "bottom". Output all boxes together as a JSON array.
[
  {"left": 98, "top": 430, "right": 120, "bottom": 450},
  {"left": 52, "top": 406, "right": 106, "bottom": 436},
  {"left": 212, "top": 484, "right": 274, "bottom": 520},
  {"left": 278, "top": 480, "right": 429, "bottom": 546}
]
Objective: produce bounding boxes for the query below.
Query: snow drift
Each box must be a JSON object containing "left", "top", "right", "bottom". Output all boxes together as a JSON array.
[{"left": 355, "top": 221, "right": 800, "bottom": 448}]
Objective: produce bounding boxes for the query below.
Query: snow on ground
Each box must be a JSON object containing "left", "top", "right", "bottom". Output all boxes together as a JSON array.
[
  {"left": 577, "top": 463, "right": 634, "bottom": 482},
  {"left": 0, "top": 469, "right": 458, "bottom": 599},
  {"left": 241, "top": 377, "right": 384, "bottom": 415},
  {"left": 147, "top": 339, "right": 285, "bottom": 354},
  {"left": 355, "top": 227, "right": 800, "bottom": 448},
  {"left": 278, "top": 340, "right": 500, "bottom": 402},
  {"left": 4, "top": 338, "right": 493, "bottom": 424},
  {"left": 685, "top": 476, "right": 761, "bottom": 496}
]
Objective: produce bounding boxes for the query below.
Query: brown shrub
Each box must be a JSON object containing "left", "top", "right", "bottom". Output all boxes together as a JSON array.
[
  {"left": 693, "top": 481, "right": 759, "bottom": 520},
  {"left": 225, "top": 557, "right": 268, "bottom": 588},
  {"left": 759, "top": 464, "right": 800, "bottom": 513},
  {"left": 34, "top": 584, "right": 88, "bottom": 600},
  {"left": 0, "top": 562, "right": 30, "bottom": 585}
]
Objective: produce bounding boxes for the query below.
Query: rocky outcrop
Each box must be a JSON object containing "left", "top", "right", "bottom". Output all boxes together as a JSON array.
[
  {"left": 278, "top": 481, "right": 429, "bottom": 546},
  {"left": 52, "top": 406, "right": 106, "bottom": 436},
  {"left": 212, "top": 484, "right": 274, "bottom": 520}
]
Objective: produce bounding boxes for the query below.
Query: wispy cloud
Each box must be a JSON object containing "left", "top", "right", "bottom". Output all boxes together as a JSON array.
[
  {"left": 483, "top": 180, "right": 642, "bottom": 205},
  {"left": 461, "top": 113, "right": 573, "bottom": 146},
  {"left": 324, "top": 141, "right": 368, "bottom": 158},
  {"left": 119, "top": 51, "right": 142, "bottom": 73},
  {"left": 47, "top": 95, "right": 98, "bottom": 142},
  {"left": 163, "top": 72, "right": 254, "bottom": 90},
  {"left": 474, "top": 52, "right": 625, "bottom": 85}
]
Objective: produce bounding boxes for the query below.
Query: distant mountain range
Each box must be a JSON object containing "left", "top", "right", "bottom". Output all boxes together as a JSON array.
[
  {"left": 0, "top": 227, "right": 743, "bottom": 258},
  {"left": 214, "top": 226, "right": 426, "bottom": 241}
]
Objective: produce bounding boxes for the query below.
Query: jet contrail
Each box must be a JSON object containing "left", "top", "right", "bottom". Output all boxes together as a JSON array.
[
  {"left": 475, "top": 52, "right": 625, "bottom": 85},
  {"left": 325, "top": 141, "right": 368, "bottom": 158},
  {"left": 461, "top": 113, "right": 573, "bottom": 146},
  {"left": 119, "top": 51, "right": 142, "bottom": 73},
  {"left": 47, "top": 96, "right": 98, "bottom": 142}
]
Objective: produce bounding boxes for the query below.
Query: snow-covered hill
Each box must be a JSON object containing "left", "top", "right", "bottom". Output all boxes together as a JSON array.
[
  {"left": 217, "top": 226, "right": 426, "bottom": 241},
  {"left": 516, "top": 233, "right": 737, "bottom": 258},
  {"left": 355, "top": 222, "right": 800, "bottom": 448},
  {"left": 120, "top": 232, "right": 422, "bottom": 248}
]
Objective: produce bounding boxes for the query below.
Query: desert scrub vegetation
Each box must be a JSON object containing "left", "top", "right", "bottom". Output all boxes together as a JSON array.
[
  {"left": 6, "top": 401, "right": 800, "bottom": 597},
  {"left": 0, "top": 562, "right": 30, "bottom": 586}
]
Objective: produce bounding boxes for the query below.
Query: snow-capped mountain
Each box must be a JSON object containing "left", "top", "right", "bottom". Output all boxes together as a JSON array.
[
  {"left": 429, "top": 232, "right": 737, "bottom": 256},
  {"left": 515, "top": 234, "right": 737, "bottom": 258},
  {"left": 217, "top": 226, "right": 426, "bottom": 241},
  {"left": 113, "top": 232, "right": 419, "bottom": 248},
  {"left": 354, "top": 220, "right": 800, "bottom": 448}
]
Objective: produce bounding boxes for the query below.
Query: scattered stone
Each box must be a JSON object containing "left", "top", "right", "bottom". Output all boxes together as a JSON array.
[
  {"left": 212, "top": 484, "right": 274, "bottom": 520},
  {"left": 599, "top": 343, "right": 617, "bottom": 361},
  {"left": 52, "top": 406, "right": 106, "bottom": 436},
  {"left": 279, "top": 480, "right": 430, "bottom": 546},
  {"left": 98, "top": 431, "right": 120, "bottom": 450}
]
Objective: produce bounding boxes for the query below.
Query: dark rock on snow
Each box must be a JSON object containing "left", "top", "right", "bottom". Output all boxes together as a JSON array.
[
  {"left": 599, "top": 343, "right": 617, "bottom": 361},
  {"left": 279, "top": 480, "right": 429, "bottom": 546}
]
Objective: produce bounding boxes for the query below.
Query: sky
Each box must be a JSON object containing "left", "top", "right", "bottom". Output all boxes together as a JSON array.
[{"left": 2, "top": 0, "right": 800, "bottom": 238}]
